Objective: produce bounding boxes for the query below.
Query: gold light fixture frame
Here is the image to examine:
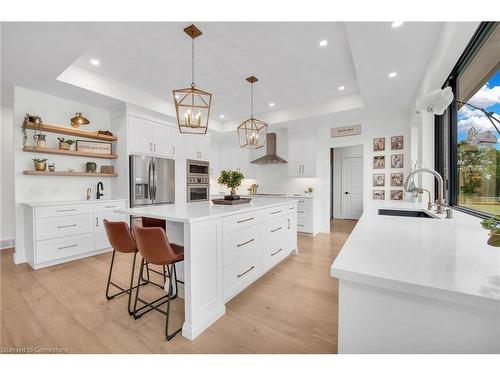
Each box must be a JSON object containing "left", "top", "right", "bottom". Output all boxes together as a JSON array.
[
  {"left": 173, "top": 24, "right": 212, "bottom": 135},
  {"left": 237, "top": 76, "right": 268, "bottom": 149}
]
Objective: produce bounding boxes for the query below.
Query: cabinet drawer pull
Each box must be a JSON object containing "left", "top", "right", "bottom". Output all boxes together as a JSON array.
[
  {"left": 237, "top": 265, "right": 255, "bottom": 278},
  {"left": 57, "top": 244, "right": 78, "bottom": 250},
  {"left": 105, "top": 205, "right": 116, "bottom": 208},
  {"left": 271, "top": 226, "right": 282, "bottom": 233},
  {"left": 57, "top": 224, "right": 77, "bottom": 229},
  {"left": 298, "top": 210, "right": 305, "bottom": 213},
  {"left": 57, "top": 208, "right": 77, "bottom": 212},
  {"left": 270, "top": 210, "right": 282, "bottom": 215},
  {"left": 237, "top": 238, "right": 255, "bottom": 247},
  {"left": 298, "top": 200, "right": 305, "bottom": 203},
  {"left": 271, "top": 248, "right": 282, "bottom": 256},
  {"left": 298, "top": 224, "right": 305, "bottom": 227},
  {"left": 237, "top": 217, "right": 254, "bottom": 224},
  {"left": 288, "top": 219, "right": 290, "bottom": 229},
  {"left": 289, "top": 207, "right": 295, "bottom": 210}
]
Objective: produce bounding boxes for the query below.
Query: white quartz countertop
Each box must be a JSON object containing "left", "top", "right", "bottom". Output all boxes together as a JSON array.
[
  {"left": 116, "top": 198, "right": 296, "bottom": 224},
  {"left": 331, "top": 201, "right": 500, "bottom": 312},
  {"left": 22, "top": 198, "right": 127, "bottom": 207}
]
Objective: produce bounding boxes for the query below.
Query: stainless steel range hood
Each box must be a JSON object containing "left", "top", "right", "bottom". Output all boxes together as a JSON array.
[{"left": 250, "top": 133, "right": 287, "bottom": 165}]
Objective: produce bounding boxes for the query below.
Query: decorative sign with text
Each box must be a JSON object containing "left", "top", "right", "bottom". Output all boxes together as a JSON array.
[
  {"left": 331, "top": 124, "right": 361, "bottom": 138},
  {"left": 76, "top": 140, "right": 112, "bottom": 155}
]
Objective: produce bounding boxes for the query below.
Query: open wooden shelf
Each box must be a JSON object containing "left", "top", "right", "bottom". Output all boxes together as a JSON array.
[
  {"left": 23, "top": 146, "right": 118, "bottom": 159},
  {"left": 23, "top": 122, "right": 117, "bottom": 142},
  {"left": 23, "top": 171, "right": 118, "bottom": 177}
]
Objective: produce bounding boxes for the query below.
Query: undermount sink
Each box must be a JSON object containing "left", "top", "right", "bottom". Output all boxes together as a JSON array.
[{"left": 378, "top": 209, "right": 435, "bottom": 218}]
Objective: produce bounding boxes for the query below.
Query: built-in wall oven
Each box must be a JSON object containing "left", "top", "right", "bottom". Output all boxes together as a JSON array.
[{"left": 186, "top": 159, "right": 209, "bottom": 202}]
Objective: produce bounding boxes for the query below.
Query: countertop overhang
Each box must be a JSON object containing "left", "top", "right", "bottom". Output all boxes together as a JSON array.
[
  {"left": 116, "top": 198, "right": 297, "bottom": 224},
  {"left": 331, "top": 201, "right": 500, "bottom": 312}
]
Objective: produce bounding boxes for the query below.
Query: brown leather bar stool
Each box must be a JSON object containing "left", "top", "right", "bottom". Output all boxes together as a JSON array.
[
  {"left": 141, "top": 216, "right": 168, "bottom": 287},
  {"left": 132, "top": 226, "right": 184, "bottom": 341},
  {"left": 103, "top": 219, "right": 145, "bottom": 315}
]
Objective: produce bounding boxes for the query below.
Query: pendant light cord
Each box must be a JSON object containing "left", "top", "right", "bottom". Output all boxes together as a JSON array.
[
  {"left": 191, "top": 38, "right": 196, "bottom": 88},
  {"left": 251, "top": 82, "right": 254, "bottom": 117}
]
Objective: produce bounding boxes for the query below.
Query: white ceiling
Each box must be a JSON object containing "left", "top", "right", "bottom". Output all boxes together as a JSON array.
[
  {"left": 71, "top": 22, "right": 359, "bottom": 121},
  {"left": 2, "top": 22, "right": 444, "bottom": 124}
]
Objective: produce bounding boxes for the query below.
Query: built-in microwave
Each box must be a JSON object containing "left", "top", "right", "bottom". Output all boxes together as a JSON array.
[
  {"left": 187, "top": 160, "right": 209, "bottom": 176},
  {"left": 186, "top": 159, "right": 210, "bottom": 202}
]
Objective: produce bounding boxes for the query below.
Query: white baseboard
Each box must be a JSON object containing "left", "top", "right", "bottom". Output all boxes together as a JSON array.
[{"left": 0, "top": 238, "right": 15, "bottom": 250}]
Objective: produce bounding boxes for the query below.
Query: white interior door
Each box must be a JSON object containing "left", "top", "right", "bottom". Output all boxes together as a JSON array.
[{"left": 341, "top": 156, "right": 363, "bottom": 219}]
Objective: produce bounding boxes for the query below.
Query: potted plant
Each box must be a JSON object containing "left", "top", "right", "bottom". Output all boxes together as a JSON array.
[
  {"left": 480, "top": 215, "right": 500, "bottom": 247},
  {"left": 58, "top": 137, "right": 75, "bottom": 150},
  {"left": 304, "top": 187, "right": 314, "bottom": 195},
  {"left": 218, "top": 170, "right": 244, "bottom": 200},
  {"left": 32, "top": 158, "right": 48, "bottom": 171}
]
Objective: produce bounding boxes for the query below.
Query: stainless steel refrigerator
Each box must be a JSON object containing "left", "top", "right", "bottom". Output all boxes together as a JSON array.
[{"left": 129, "top": 155, "right": 175, "bottom": 207}]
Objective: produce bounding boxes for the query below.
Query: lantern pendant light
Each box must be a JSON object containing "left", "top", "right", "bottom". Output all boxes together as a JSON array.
[
  {"left": 237, "top": 76, "right": 268, "bottom": 149},
  {"left": 173, "top": 24, "right": 212, "bottom": 134}
]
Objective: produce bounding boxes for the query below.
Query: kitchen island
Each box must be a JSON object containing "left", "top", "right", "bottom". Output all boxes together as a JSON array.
[
  {"left": 117, "top": 198, "right": 298, "bottom": 340},
  {"left": 331, "top": 201, "right": 500, "bottom": 353}
]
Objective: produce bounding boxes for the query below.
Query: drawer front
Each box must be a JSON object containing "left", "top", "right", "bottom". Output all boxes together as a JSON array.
[
  {"left": 297, "top": 206, "right": 313, "bottom": 217},
  {"left": 223, "top": 210, "right": 263, "bottom": 233},
  {"left": 262, "top": 205, "right": 288, "bottom": 220},
  {"left": 36, "top": 214, "right": 94, "bottom": 241},
  {"left": 223, "top": 226, "right": 261, "bottom": 266},
  {"left": 94, "top": 201, "right": 126, "bottom": 213},
  {"left": 36, "top": 233, "right": 94, "bottom": 264},
  {"left": 223, "top": 250, "right": 261, "bottom": 300},
  {"left": 297, "top": 221, "right": 313, "bottom": 233},
  {"left": 264, "top": 232, "right": 290, "bottom": 269},
  {"left": 36, "top": 204, "right": 93, "bottom": 219},
  {"left": 263, "top": 216, "right": 289, "bottom": 239}
]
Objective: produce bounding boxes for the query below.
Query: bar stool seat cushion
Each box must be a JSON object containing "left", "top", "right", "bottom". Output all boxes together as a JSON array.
[
  {"left": 103, "top": 220, "right": 137, "bottom": 253},
  {"left": 133, "top": 227, "right": 184, "bottom": 266}
]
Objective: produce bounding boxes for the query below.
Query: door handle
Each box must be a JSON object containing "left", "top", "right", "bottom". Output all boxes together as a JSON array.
[
  {"left": 344, "top": 192, "right": 350, "bottom": 195},
  {"left": 57, "top": 224, "right": 77, "bottom": 229},
  {"left": 148, "top": 159, "right": 154, "bottom": 199},
  {"left": 271, "top": 226, "right": 282, "bottom": 233},
  {"left": 96, "top": 217, "right": 98, "bottom": 227},
  {"left": 173, "top": 146, "right": 175, "bottom": 155}
]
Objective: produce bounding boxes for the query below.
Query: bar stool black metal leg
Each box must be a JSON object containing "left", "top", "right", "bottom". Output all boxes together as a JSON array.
[
  {"left": 127, "top": 252, "right": 137, "bottom": 315},
  {"left": 165, "top": 263, "right": 182, "bottom": 341},
  {"left": 105, "top": 250, "right": 117, "bottom": 300}
]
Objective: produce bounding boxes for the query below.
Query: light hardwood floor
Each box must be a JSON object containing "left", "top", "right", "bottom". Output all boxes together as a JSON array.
[{"left": 0, "top": 219, "right": 356, "bottom": 354}]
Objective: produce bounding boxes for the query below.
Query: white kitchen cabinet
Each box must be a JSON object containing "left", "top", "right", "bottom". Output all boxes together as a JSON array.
[
  {"left": 128, "top": 116, "right": 172, "bottom": 157},
  {"left": 171, "top": 130, "right": 188, "bottom": 159},
  {"left": 187, "top": 134, "right": 210, "bottom": 161},
  {"left": 128, "top": 116, "right": 153, "bottom": 155},
  {"left": 288, "top": 130, "right": 317, "bottom": 177},
  {"left": 23, "top": 199, "right": 127, "bottom": 269},
  {"left": 221, "top": 201, "right": 298, "bottom": 302},
  {"left": 220, "top": 143, "right": 256, "bottom": 179}
]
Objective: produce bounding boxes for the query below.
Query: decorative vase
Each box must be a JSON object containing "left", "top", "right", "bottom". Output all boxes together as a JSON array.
[
  {"left": 48, "top": 163, "right": 55, "bottom": 172},
  {"left": 34, "top": 161, "right": 47, "bottom": 171},
  {"left": 85, "top": 162, "right": 97, "bottom": 173},
  {"left": 487, "top": 233, "right": 500, "bottom": 247},
  {"left": 59, "top": 141, "right": 70, "bottom": 150},
  {"left": 34, "top": 134, "right": 47, "bottom": 148}
]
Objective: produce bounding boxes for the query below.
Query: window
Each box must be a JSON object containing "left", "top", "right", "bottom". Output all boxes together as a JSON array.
[{"left": 437, "top": 22, "right": 500, "bottom": 217}]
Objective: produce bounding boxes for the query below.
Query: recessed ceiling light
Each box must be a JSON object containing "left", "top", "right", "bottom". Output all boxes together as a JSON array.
[
  {"left": 269, "top": 102, "right": 275, "bottom": 107},
  {"left": 90, "top": 58, "right": 100, "bottom": 66},
  {"left": 219, "top": 114, "right": 225, "bottom": 119},
  {"left": 319, "top": 40, "right": 328, "bottom": 47},
  {"left": 388, "top": 72, "right": 398, "bottom": 78},
  {"left": 391, "top": 22, "right": 404, "bottom": 28},
  {"left": 338, "top": 86, "right": 345, "bottom": 91}
]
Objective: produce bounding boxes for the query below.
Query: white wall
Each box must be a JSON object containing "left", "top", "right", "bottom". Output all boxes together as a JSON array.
[
  {"left": 1, "top": 105, "right": 15, "bottom": 248},
  {"left": 317, "top": 110, "right": 412, "bottom": 232},
  {"left": 332, "top": 144, "right": 364, "bottom": 219},
  {"left": 13, "top": 87, "right": 116, "bottom": 263}
]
